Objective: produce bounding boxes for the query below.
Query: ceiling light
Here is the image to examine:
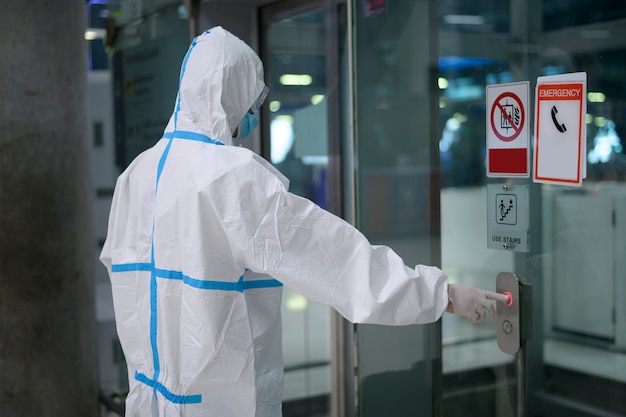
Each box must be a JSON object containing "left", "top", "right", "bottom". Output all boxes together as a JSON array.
[
  {"left": 269, "top": 100, "right": 281, "bottom": 112},
  {"left": 274, "top": 115, "right": 294, "bottom": 125},
  {"left": 280, "top": 74, "right": 313, "bottom": 86},
  {"left": 286, "top": 293, "right": 308, "bottom": 311},
  {"left": 453, "top": 112, "right": 467, "bottom": 123},
  {"left": 84, "top": 28, "right": 106, "bottom": 41},
  {"left": 311, "top": 94, "right": 325, "bottom": 105},
  {"left": 587, "top": 92, "right": 606, "bottom": 103}
]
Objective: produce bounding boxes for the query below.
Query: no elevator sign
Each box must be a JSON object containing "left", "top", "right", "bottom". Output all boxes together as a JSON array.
[
  {"left": 486, "top": 82, "right": 530, "bottom": 178},
  {"left": 491, "top": 92, "right": 524, "bottom": 142}
]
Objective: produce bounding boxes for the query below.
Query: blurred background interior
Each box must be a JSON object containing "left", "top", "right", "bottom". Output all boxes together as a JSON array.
[{"left": 82, "top": 0, "right": 626, "bottom": 416}]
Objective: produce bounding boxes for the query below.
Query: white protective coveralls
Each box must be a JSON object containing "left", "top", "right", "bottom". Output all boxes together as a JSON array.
[{"left": 101, "top": 27, "right": 452, "bottom": 417}]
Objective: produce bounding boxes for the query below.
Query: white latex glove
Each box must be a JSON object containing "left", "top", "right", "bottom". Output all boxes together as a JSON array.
[{"left": 448, "top": 284, "right": 507, "bottom": 323}]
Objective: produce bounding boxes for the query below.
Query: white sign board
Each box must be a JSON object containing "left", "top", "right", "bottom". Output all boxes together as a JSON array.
[
  {"left": 487, "top": 184, "right": 529, "bottom": 252},
  {"left": 533, "top": 72, "right": 587, "bottom": 186},
  {"left": 486, "top": 82, "right": 530, "bottom": 178}
]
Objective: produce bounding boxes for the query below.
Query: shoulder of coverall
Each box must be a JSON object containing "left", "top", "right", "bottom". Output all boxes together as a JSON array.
[
  {"left": 117, "top": 139, "right": 167, "bottom": 180},
  {"left": 195, "top": 145, "right": 290, "bottom": 191}
]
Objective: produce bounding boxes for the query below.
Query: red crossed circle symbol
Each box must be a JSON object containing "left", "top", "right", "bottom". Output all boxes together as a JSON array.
[{"left": 490, "top": 92, "right": 525, "bottom": 142}]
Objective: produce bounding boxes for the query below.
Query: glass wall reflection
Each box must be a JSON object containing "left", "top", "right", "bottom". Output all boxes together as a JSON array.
[
  {"left": 351, "top": 2, "right": 442, "bottom": 417},
  {"left": 265, "top": 10, "right": 332, "bottom": 416},
  {"left": 438, "top": 1, "right": 626, "bottom": 416}
]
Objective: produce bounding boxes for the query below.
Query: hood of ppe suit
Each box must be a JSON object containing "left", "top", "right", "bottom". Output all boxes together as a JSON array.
[{"left": 163, "top": 27, "right": 266, "bottom": 146}]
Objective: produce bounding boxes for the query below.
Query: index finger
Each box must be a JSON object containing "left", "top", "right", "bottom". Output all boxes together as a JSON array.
[{"left": 484, "top": 291, "right": 509, "bottom": 304}]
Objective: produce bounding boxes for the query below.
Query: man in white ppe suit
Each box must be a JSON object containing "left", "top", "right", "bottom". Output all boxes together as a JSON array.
[{"left": 101, "top": 26, "right": 505, "bottom": 417}]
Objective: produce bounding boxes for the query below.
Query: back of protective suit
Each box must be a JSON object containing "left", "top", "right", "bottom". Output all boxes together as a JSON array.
[{"left": 101, "top": 27, "right": 287, "bottom": 417}]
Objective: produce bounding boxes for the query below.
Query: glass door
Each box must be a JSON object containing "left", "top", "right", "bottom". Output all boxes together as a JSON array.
[
  {"left": 351, "top": 1, "right": 626, "bottom": 416},
  {"left": 261, "top": 2, "right": 347, "bottom": 415},
  {"left": 437, "top": 1, "right": 626, "bottom": 416},
  {"left": 350, "top": 1, "right": 443, "bottom": 416}
]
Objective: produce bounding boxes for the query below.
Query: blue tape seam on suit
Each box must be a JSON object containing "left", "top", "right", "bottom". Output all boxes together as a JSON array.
[{"left": 111, "top": 263, "right": 282, "bottom": 292}]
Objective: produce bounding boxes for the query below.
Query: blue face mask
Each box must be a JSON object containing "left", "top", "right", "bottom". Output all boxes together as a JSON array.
[{"left": 234, "top": 110, "right": 259, "bottom": 140}]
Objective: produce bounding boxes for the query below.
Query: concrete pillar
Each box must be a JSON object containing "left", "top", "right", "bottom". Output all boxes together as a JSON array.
[{"left": 0, "top": 1, "right": 98, "bottom": 416}]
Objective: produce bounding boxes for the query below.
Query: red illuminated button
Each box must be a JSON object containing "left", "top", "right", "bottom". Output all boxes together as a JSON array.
[{"left": 503, "top": 291, "right": 513, "bottom": 307}]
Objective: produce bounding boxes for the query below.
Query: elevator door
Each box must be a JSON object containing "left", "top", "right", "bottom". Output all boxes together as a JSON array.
[
  {"left": 352, "top": 1, "right": 626, "bottom": 417},
  {"left": 435, "top": 1, "right": 626, "bottom": 416}
]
